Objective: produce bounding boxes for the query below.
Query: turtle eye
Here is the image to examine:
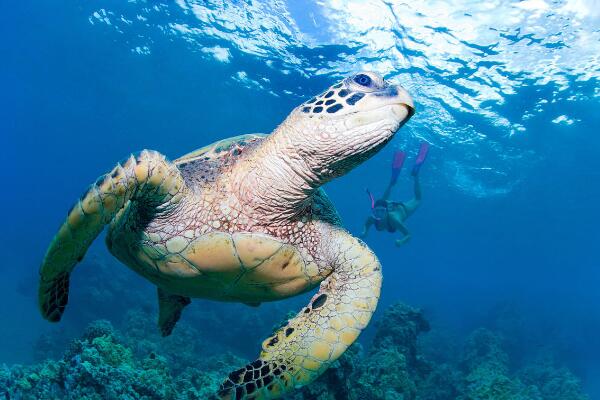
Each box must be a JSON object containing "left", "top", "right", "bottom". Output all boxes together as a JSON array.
[{"left": 353, "top": 74, "right": 372, "bottom": 87}]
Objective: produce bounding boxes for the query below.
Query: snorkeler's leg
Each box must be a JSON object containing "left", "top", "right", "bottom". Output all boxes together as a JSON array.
[
  {"left": 384, "top": 150, "right": 408, "bottom": 201},
  {"left": 381, "top": 181, "right": 394, "bottom": 201},
  {"left": 381, "top": 151, "right": 405, "bottom": 201},
  {"left": 414, "top": 173, "right": 422, "bottom": 201},
  {"left": 401, "top": 175, "right": 422, "bottom": 217}
]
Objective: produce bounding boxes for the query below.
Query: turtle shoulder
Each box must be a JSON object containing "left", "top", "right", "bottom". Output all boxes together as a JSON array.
[
  {"left": 172, "top": 133, "right": 341, "bottom": 226},
  {"left": 174, "top": 134, "right": 266, "bottom": 189}
]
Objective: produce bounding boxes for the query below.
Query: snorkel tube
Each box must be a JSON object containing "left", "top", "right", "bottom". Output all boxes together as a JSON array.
[
  {"left": 366, "top": 189, "right": 387, "bottom": 221},
  {"left": 366, "top": 188, "right": 376, "bottom": 210}
]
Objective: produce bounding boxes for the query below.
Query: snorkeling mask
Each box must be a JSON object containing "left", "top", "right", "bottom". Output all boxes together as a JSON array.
[{"left": 366, "top": 189, "right": 388, "bottom": 221}]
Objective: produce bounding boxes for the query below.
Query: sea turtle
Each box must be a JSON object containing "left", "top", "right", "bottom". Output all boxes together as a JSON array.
[{"left": 38, "top": 71, "right": 414, "bottom": 399}]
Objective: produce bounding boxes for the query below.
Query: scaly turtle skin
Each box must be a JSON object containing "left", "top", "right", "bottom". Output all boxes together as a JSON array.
[{"left": 38, "top": 71, "right": 414, "bottom": 399}]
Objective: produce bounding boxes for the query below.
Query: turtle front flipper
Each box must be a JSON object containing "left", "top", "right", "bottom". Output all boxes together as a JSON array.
[
  {"left": 217, "top": 228, "right": 382, "bottom": 399},
  {"left": 38, "top": 150, "right": 188, "bottom": 322}
]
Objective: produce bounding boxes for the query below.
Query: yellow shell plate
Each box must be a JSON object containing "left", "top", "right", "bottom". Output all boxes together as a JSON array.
[{"left": 153, "top": 231, "right": 311, "bottom": 301}]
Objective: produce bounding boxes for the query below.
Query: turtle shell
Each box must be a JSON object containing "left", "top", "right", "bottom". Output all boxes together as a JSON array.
[
  {"left": 108, "top": 132, "right": 342, "bottom": 301},
  {"left": 174, "top": 134, "right": 266, "bottom": 188},
  {"left": 151, "top": 230, "right": 318, "bottom": 301}
]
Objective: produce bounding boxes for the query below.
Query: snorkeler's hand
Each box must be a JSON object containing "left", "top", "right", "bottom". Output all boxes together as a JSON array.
[{"left": 395, "top": 236, "right": 411, "bottom": 247}]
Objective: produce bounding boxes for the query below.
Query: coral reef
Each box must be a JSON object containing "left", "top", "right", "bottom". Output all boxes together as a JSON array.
[
  {"left": 293, "top": 303, "right": 431, "bottom": 400},
  {"left": 120, "top": 308, "right": 211, "bottom": 374},
  {"left": 294, "top": 343, "right": 362, "bottom": 400},
  {"left": 292, "top": 303, "right": 588, "bottom": 400},
  {"left": 519, "top": 356, "right": 589, "bottom": 400},
  {"left": 351, "top": 303, "right": 431, "bottom": 400},
  {"left": 0, "top": 301, "right": 590, "bottom": 400},
  {"left": 1, "top": 319, "right": 246, "bottom": 399},
  {"left": 458, "top": 329, "right": 534, "bottom": 400}
]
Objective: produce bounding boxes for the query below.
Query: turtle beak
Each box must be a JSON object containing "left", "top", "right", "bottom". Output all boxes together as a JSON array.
[
  {"left": 370, "top": 82, "right": 415, "bottom": 124},
  {"left": 390, "top": 84, "right": 415, "bottom": 121}
]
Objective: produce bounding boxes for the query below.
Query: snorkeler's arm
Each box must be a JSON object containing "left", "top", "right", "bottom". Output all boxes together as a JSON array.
[
  {"left": 361, "top": 217, "right": 374, "bottom": 238},
  {"left": 397, "top": 222, "right": 411, "bottom": 237},
  {"left": 394, "top": 222, "right": 412, "bottom": 247},
  {"left": 395, "top": 236, "right": 411, "bottom": 247}
]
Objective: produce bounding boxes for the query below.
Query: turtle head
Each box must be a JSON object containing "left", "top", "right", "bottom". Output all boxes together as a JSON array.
[
  {"left": 285, "top": 71, "right": 415, "bottom": 182},
  {"left": 235, "top": 72, "right": 414, "bottom": 218}
]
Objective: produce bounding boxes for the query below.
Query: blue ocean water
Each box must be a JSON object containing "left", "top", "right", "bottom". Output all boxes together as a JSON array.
[{"left": 1, "top": 0, "right": 599, "bottom": 398}]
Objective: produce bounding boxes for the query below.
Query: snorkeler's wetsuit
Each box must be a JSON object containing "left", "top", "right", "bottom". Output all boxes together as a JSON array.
[{"left": 374, "top": 201, "right": 407, "bottom": 232}]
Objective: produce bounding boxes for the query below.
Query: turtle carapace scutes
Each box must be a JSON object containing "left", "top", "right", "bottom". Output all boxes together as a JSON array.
[{"left": 38, "top": 71, "right": 415, "bottom": 399}]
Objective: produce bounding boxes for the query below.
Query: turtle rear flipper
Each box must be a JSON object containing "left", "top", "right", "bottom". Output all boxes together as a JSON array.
[
  {"left": 217, "top": 228, "right": 381, "bottom": 399},
  {"left": 157, "top": 288, "right": 191, "bottom": 337},
  {"left": 38, "top": 150, "right": 188, "bottom": 322}
]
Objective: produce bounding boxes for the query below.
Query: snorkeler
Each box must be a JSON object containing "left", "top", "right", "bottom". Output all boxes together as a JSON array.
[{"left": 361, "top": 142, "right": 429, "bottom": 247}]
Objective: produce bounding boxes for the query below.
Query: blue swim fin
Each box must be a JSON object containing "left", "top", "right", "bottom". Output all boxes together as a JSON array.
[
  {"left": 390, "top": 150, "right": 406, "bottom": 185},
  {"left": 411, "top": 142, "right": 430, "bottom": 176}
]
